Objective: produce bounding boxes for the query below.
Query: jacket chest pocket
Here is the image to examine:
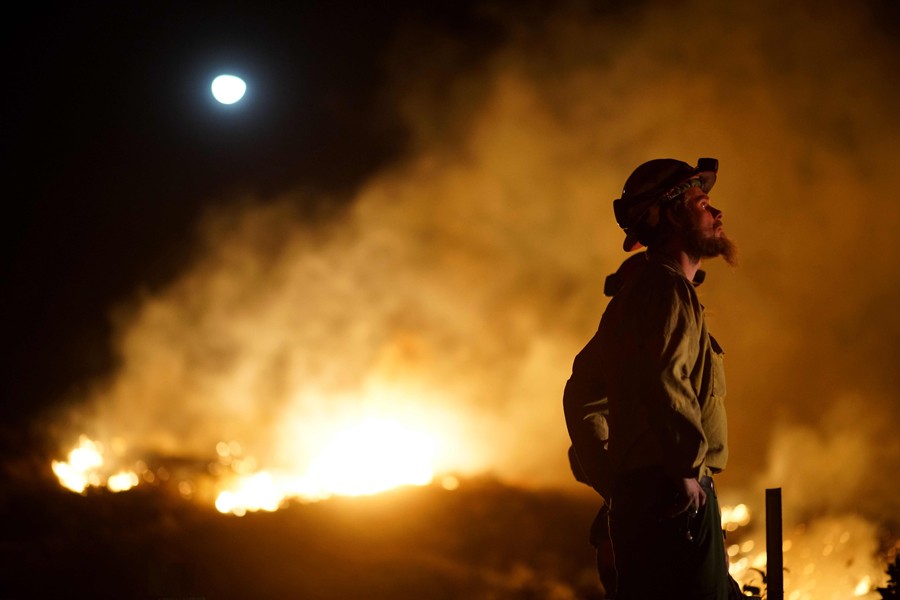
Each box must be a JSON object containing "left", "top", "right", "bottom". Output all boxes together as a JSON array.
[{"left": 709, "top": 334, "right": 727, "bottom": 398}]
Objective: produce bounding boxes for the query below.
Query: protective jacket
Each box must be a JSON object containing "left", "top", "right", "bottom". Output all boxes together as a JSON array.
[{"left": 564, "top": 252, "right": 727, "bottom": 493}]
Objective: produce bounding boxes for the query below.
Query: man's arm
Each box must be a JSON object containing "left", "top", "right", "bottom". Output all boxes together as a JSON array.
[
  {"left": 564, "top": 382, "right": 613, "bottom": 496},
  {"left": 563, "top": 336, "right": 614, "bottom": 498}
]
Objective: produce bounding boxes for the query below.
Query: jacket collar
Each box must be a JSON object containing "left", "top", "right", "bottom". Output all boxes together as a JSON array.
[{"left": 647, "top": 251, "right": 705, "bottom": 287}]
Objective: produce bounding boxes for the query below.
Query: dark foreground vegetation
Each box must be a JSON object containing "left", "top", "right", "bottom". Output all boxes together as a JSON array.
[{"left": 0, "top": 470, "right": 602, "bottom": 599}]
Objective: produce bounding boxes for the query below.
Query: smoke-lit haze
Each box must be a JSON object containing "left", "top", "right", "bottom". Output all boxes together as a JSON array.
[{"left": 43, "top": 0, "right": 900, "bottom": 589}]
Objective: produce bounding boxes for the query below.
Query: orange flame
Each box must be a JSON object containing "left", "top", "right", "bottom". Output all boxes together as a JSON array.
[
  {"left": 52, "top": 412, "right": 446, "bottom": 515},
  {"left": 51, "top": 435, "right": 139, "bottom": 494}
]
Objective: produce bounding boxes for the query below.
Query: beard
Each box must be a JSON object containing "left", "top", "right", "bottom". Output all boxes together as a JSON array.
[{"left": 685, "top": 223, "right": 738, "bottom": 266}]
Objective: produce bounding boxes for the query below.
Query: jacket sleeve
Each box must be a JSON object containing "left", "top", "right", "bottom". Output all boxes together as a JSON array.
[
  {"left": 636, "top": 279, "right": 708, "bottom": 479},
  {"left": 563, "top": 334, "right": 614, "bottom": 497}
]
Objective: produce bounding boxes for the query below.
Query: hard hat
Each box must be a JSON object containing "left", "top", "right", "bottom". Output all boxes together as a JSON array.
[{"left": 613, "top": 157, "right": 718, "bottom": 251}]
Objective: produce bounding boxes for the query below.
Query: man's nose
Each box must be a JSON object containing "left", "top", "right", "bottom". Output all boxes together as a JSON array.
[{"left": 709, "top": 205, "right": 723, "bottom": 220}]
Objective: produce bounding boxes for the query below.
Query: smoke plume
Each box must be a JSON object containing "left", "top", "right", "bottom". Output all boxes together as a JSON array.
[{"left": 52, "top": 0, "right": 900, "bottom": 542}]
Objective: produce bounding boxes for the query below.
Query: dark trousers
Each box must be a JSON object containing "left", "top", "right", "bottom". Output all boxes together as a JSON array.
[{"left": 609, "top": 469, "right": 730, "bottom": 600}]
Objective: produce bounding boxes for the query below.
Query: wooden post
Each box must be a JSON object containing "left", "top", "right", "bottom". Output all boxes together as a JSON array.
[{"left": 766, "top": 488, "right": 784, "bottom": 600}]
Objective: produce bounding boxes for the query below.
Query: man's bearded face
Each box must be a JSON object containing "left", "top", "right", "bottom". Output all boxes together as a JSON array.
[
  {"left": 685, "top": 222, "right": 738, "bottom": 266},
  {"left": 680, "top": 186, "right": 738, "bottom": 266}
]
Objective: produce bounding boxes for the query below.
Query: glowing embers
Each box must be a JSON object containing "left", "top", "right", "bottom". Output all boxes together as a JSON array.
[
  {"left": 107, "top": 470, "right": 140, "bottom": 492},
  {"left": 50, "top": 386, "right": 455, "bottom": 516},
  {"left": 724, "top": 509, "right": 886, "bottom": 600},
  {"left": 215, "top": 471, "right": 283, "bottom": 516},
  {"left": 51, "top": 435, "right": 139, "bottom": 494},
  {"left": 854, "top": 575, "right": 871, "bottom": 596},
  {"left": 721, "top": 503, "right": 751, "bottom": 531},
  {"left": 306, "top": 418, "right": 435, "bottom": 496},
  {"left": 51, "top": 436, "right": 102, "bottom": 493},
  {"left": 212, "top": 417, "right": 437, "bottom": 516},
  {"left": 52, "top": 411, "right": 444, "bottom": 515}
]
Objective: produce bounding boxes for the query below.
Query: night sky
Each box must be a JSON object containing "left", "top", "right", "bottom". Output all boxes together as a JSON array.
[{"left": 4, "top": 0, "right": 494, "bottom": 428}]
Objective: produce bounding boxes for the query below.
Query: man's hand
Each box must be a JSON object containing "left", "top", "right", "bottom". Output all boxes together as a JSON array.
[{"left": 667, "top": 477, "right": 707, "bottom": 517}]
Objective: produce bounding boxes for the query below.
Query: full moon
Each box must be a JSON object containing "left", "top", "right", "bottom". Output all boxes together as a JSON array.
[{"left": 211, "top": 74, "right": 247, "bottom": 105}]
